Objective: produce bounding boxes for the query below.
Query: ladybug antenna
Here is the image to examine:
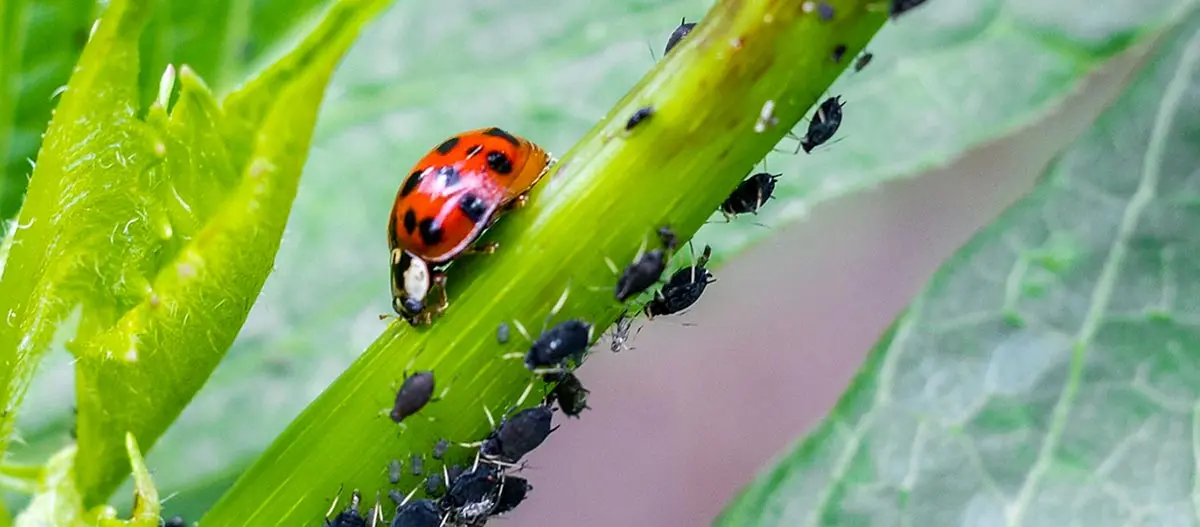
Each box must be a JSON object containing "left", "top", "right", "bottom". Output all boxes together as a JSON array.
[{"left": 647, "top": 41, "right": 658, "bottom": 62}]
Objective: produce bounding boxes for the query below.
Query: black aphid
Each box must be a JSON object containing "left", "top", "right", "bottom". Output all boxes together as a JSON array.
[
  {"left": 800, "top": 96, "right": 845, "bottom": 153},
  {"left": 424, "top": 472, "right": 445, "bottom": 498},
  {"left": 446, "top": 464, "right": 465, "bottom": 484},
  {"left": 526, "top": 319, "right": 593, "bottom": 370},
  {"left": 664, "top": 17, "right": 697, "bottom": 54},
  {"left": 615, "top": 227, "right": 678, "bottom": 302},
  {"left": 496, "top": 322, "right": 510, "bottom": 343},
  {"left": 481, "top": 406, "right": 556, "bottom": 463},
  {"left": 817, "top": 2, "right": 834, "bottom": 20},
  {"left": 492, "top": 476, "right": 533, "bottom": 516},
  {"left": 544, "top": 371, "right": 591, "bottom": 418},
  {"left": 324, "top": 489, "right": 366, "bottom": 527},
  {"left": 441, "top": 465, "right": 502, "bottom": 524},
  {"left": 431, "top": 439, "right": 449, "bottom": 460},
  {"left": 163, "top": 516, "right": 186, "bottom": 527},
  {"left": 411, "top": 454, "right": 424, "bottom": 476},
  {"left": 645, "top": 245, "right": 716, "bottom": 318},
  {"left": 388, "top": 489, "right": 406, "bottom": 506},
  {"left": 854, "top": 51, "right": 873, "bottom": 72},
  {"left": 391, "top": 499, "right": 442, "bottom": 527},
  {"left": 390, "top": 371, "right": 435, "bottom": 423},
  {"left": 831, "top": 44, "right": 847, "bottom": 62},
  {"left": 720, "top": 173, "right": 780, "bottom": 219},
  {"left": 625, "top": 106, "right": 654, "bottom": 131},
  {"left": 891, "top": 0, "right": 928, "bottom": 18},
  {"left": 388, "top": 459, "right": 403, "bottom": 485}
]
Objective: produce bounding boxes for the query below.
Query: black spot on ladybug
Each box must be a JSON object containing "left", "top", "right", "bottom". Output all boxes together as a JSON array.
[
  {"left": 435, "top": 166, "right": 461, "bottom": 188},
  {"left": 483, "top": 127, "right": 520, "bottom": 147},
  {"left": 465, "top": 144, "right": 483, "bottom": 157},
  {"left": 436, "top": 136, "right": 460, "bottom": 155},
  {"left": 626, "top": 106, "right": 654, "bottom": 131},
  {"left": 854, "top": 51, "right": 874, "bottom": 72},
  {"left": 891, "top": 0, "right": 928, "bottom": 18},
  {"left": 458, "top": 193, "right": 489, "bottom": 224},
  {"left": 481, "top": 405, "right": 557, "bottom": 463},
  {"left": 831, "top": 44, "right": 847, "bottom": 62},
  {"left": 403, "top": 209, "right": 417, "bottom": 235},
  {"left": 817, "top": 1, "right": 834, "bottom": 20},
  {"left": 390, "top": 371, "right": 435, "bottom": 423},
  {"left": 801, "top": 96, "right": 845, "bottom": 153},
  {"left": 486, "top": 150, "right": 513, "bottom": 174},
  {"left": 418, "top": 218, "right": 444, "bottom": 247},
  {"left": 664, "top": 17, "right": 697, "bottom": 54},
  {"left": 400, "top": 170, "right": 423, "bottom": 197}
]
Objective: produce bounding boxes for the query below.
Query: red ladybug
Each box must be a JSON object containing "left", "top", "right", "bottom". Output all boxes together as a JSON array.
[{"left": 388, "top": 127, "right": 553, "bottom": 326}]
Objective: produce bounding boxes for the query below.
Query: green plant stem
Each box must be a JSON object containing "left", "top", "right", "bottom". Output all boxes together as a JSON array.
[{"left": 202, "top": 0, "right": 886, "bottom": 523}]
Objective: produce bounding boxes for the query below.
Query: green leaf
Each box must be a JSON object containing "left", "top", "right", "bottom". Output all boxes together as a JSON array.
[
  {"left": 717, "top": 6, "right": 1200, "bottom": 525},
  {"left": 0, "top": 0, "right": 95, "bottom": 224},
  {"left": 200, "top": 0, "right": 886, "bottom": 523},
  {"left": 14, "top": 434, "right": 162, "bottom": 527},
  {"left": 0, "top": 0, "right": 393, "bottom": 508}
]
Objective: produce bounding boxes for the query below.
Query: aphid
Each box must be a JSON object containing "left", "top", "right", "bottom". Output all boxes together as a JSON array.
[
  {"left": 613, "top": 227, "right": 679, "bottom": 302},
  {"left": 411, "top": 454, "right": 424, "bottom": 476},
  {"left": 831, "top": 44, "right": 847, "bottom": 62},
  {"left": 480, "top": 405, "right": 557, "bottom": 463},
  {"left": 388, "top": 128, "right": 554, "bottom": 326},
  {"left": 543, "top": 371, "right": 591, "bottom": 418},
  {"left": 890, "top": 0, "right": 929, "bottom": 18},
  {"left": 799, "top": 96, "right": 845, "bottom": 153},
  {"left": 609, "top": 311, "right": 638, "bottom": 353},
  {"left": 388, "top": 489, "right": 406, "bottom": 506},
  {"left": 645, "top": 245, "right": 716, "bottom": 319},
  {"left": 524, "top": 319, "right": 593, "bottom": 371},
  {"left": 496, "top": 321, "right": 510, "bottom": 343},
  {"left": 390, "top": 371, "right": 435, "bottom": 423},
  {"left": 441, "top": 464, "right": 502, "bottom": 524},
  {"left": 664, "top": 17, "right": 697, "bottom": 54},
  {"left": 625, "top": 106, "right": 654, "bottom": 131},
  {"left": 446, "top": 464, "right": 465, "bottom": 484},
  {"left": 492, "top": 476, "right": 533, "bottom": 516},
  {"left": 424, "top": 472, "right": 445, "bottom": 498},
  {"left": 391, "top": 499, "right": 442, "bottom": 527},
  {"left": 817, "top": 2, "right": 834, "bottom": 20},
  {"left": 854, "top": 51, "right": 873, "bottom": 72},
  {"left": 388, "top": 459, "right": 403, "bottom": 485},
  {"left": 754, "top": 100, "right": 778, "bottom": 133},
  {"left": 431, "top": 438, "right": 449, "bottom": 460},
  {"left": 721, "top": 172, "right": 780, "bottom": 220},
  {"left": 163, "top": 516, "right": 186, "bottom": 527},
  {"left": 324, "top": 489, "right": 366, "bottom": 527}
]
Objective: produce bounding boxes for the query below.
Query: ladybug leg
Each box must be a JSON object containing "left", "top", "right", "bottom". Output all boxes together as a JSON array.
[
  {"left": 429, "top": 272, "right": 450, "bottom": 316},
  {"left": 501, "top": 193, "right": 530, "bottom": 212},
  {"left": 460, "top": 241, "right": 500, "bottom": 256}
]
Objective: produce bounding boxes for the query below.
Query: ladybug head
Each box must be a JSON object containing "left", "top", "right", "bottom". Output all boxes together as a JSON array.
[{"left": 390, "top": 250, "right": 433, "bottom": 324}]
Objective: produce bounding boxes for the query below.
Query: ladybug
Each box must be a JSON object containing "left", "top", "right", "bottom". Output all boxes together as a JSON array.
[{"left": 388, "top": 127, "right": 553, "bottom": 326}]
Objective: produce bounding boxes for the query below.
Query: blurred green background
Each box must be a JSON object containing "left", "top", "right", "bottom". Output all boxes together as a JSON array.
[{"left": 2, "top": 0, "right": 1192, "bottom": 524}]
